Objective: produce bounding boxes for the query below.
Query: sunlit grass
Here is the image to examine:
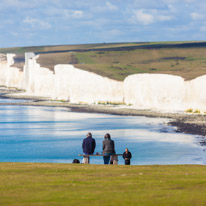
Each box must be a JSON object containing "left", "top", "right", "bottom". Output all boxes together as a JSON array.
[
  {"left": 0, "top": 163, "right": 206, "bottom": 206},
  {"left": 74, "top": 47, "right": 206, "bottom": 80}
]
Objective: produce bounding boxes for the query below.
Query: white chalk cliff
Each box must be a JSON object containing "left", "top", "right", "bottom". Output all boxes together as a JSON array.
[
  {"left": 53, "top": 64, "right": 124, "bottom": 104},
  {"left": 0, "top": 52, "right": 206, "bottom": 112},
  {"left": 124, "top": 74, "right": 186, "bottom": 110},
  {"left": 0, "top": 54, "right": 23, "bottom": 88}
]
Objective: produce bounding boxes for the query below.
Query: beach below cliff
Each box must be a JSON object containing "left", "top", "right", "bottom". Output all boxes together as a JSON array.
[{"left": 1, "top": 87, "right": 206, "bottom": 137}]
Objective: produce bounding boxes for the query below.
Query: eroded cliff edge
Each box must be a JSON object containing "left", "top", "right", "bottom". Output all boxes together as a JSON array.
[{"left": 1, "top": 52, "right": 206, "bottom": 114}]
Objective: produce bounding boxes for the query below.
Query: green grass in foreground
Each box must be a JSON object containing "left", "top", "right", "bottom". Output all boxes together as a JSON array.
[{"left": 0, "top": 163, "right": 206, "bottom": 206}]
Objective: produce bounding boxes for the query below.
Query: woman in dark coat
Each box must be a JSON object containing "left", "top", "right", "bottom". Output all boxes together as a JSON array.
[
  {"left": 123, "top": 148, "right": 132, "bottom": 165},
  {"left": 102, "top": 133, "right": 115, "bottom": 164}
]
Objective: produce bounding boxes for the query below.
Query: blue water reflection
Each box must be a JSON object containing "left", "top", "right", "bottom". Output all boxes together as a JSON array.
[
  {"left": 0, "top": 102, "right": 205, "bottom": 165},
  {"left": 0, "top": 98, "right": 28, "bottom": 103}
]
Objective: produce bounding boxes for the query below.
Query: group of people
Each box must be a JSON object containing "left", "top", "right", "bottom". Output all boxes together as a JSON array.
[{"left": 82, "top": 132, "right": 132, "bottom": 165}]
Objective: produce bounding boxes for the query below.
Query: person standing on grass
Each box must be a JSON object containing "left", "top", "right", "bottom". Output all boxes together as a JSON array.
[
  {"left": 102, "top": 133, "right": 115, "bottom": 164},
  {"left": 123, "top": 148, "right": 132, "bottom": 165},
  {"left": 82, "top": 132, "right": 96, "bottom": 163}
]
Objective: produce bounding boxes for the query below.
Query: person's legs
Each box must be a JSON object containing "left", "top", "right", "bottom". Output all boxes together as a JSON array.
[
  {"left": 125, "top": 160, "right": 130, "bottom": 165},
  {"left": 103, "top": 155, "right": 110, "bottom": 164},
  {"left": 82, "top": 154, "right": 90, "bottom": 164}
]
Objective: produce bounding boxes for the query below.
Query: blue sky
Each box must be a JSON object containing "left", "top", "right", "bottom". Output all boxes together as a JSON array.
[{"left": 0, "top": 0, "right": 206, "bottom": 48}]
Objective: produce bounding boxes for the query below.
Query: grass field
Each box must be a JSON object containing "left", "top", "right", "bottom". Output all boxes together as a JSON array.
[
  {"left": 1, "top": 41, "right": 206, "bottom": 81},
  {"left": 0, "top": 163, "right": 206, "bottom": 206},
  {"left": 73, "top": 47, "right": 206, "bottom": 80}
]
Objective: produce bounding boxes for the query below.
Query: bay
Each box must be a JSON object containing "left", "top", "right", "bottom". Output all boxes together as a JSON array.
[{"left": 0, "top": 98, "right": 205, "bottom": 165}]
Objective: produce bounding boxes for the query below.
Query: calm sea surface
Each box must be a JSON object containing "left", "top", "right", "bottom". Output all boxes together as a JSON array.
[{"left": 0, "top": 98, "right": 205, "bottom": 165}]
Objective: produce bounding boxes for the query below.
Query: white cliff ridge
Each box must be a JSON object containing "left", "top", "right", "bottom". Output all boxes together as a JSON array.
[
  {"left": 54, "top": 64, "right": 124, "bottom": 104},
  {"left": 0, "top": 54, "right": 23, "bottom": 89},
  {"left": 0, "top": 52, "right": 206, "bottom": 112},
  {"left": 124, "top": 73, "right": 186, "bottom": 110}
]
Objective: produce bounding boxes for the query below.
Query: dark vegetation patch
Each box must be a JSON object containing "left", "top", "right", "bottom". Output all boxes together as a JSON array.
[
  {"left": 13, "top": 55, "right": 25, "bottom": 63},
  {"left": 161, "top": 56, "right": 186, "bottom": 61},
  {"left": 1, "top": 41, "right": 206, "bottom": 55},
  {"left": 35, "top": 41, "right": 206, "bottom": 54},
  {"left": 8, "top": 54, "right": 25, "bottom": 70},
  {"left": 33, "top": 41, "right": 206, "bottom": 54}
]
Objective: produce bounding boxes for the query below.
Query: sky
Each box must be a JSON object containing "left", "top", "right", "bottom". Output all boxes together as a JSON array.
[{"left": 0, "top": 0, "right": 206, "bottom": 48}]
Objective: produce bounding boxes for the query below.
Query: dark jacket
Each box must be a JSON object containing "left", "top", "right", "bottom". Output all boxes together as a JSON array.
[
  {"left": 103, "top": 139, "right": 115, "bottom": 154},
  {"left": 82, "top": 136, "right": 96, "bottom": 154},
  {"left": 123, "top": 151, "right": 132, "bottom": 165}
]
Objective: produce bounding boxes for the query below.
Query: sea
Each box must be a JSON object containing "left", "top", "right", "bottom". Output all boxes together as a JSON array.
[{"left": 0, "top": 97, "right": 205, "bottom": 165}]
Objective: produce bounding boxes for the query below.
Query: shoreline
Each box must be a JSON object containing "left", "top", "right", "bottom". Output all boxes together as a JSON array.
[{"left": 1, "top": 88, "right": 206, "bottom": 137}]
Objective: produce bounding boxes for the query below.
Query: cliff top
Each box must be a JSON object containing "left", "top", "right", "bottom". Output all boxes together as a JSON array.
[{"left": 1, "top": 41, "right": 206, "bottom": 81}]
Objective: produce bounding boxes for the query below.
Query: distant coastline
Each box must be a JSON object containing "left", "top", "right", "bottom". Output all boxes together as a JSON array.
[
  {"left": 2, "top": 43, "right": 206, "bottom": 113},
  {"left": 1, "top": 87, "right": 206, "bottom": 138}
]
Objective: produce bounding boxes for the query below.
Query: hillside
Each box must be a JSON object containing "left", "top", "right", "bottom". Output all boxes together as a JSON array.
[{"left": 1, "top": 41, "right": 206, "bottom": 81}]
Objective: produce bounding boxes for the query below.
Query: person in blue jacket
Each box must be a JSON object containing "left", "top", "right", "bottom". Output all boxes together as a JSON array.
[{"left": 82, "top": 132, "right": 96, "bottom": 163}]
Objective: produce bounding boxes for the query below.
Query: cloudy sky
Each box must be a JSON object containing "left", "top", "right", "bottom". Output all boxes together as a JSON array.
[{"left": 0, "top": 0, "right": 206, "bottom": 48}]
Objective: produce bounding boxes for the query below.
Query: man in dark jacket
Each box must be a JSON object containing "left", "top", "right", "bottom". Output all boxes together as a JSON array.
[
  {"left": 123, "top": 148, "right": 132, "bottom": 165},
  {"left": 82, "top": 132, "right": 96, "bottom": 163}
]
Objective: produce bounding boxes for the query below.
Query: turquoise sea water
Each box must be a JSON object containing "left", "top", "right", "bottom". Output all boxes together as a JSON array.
[{"left": 0, "top": 98, "right": 205, "bottom": 165}]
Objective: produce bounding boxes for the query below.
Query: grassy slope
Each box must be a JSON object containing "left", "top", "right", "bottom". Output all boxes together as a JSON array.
[
  {"left": 31, "top": 41, "right": 206, "bottom": 81},
  {"left": 73, "top": 47, "right": 206, "bottom": 81},
  {"left": 1, "top": 41, "right": 206, "bottom": 80},
  {"left": 0, "top": 163, "right": 206, "bottom": 206}
]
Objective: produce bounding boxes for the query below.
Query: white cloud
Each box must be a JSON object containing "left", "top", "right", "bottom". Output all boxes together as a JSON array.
[
  {"left": 2, "top": 0, "right": 206, "bottom": 47},
  {"left": 190, "top": 12, "right": 205, "bottom": 21},
  {"left": 132, "top": 10, "right": 154, "bottom": 25},
  {"left": 91, "top": 1, "right": 118, "bottom": 13},
  {"left": 106, "top": 2, "right": 118, "bottom": 11},
  {"left": 45, "top": 8, "right": 84, "bottom": 19},
  {"left": 131, "top": 9, "right": 173, "bottom": 25},
  {"left": 63, "top": 10, "right": 84, "bottom": 19},
  {"left": 168, "top": 4, "right": 176, "bottom": 13},
  {"left": 23, "top": 17, "right": 51, "bottom": 29}
]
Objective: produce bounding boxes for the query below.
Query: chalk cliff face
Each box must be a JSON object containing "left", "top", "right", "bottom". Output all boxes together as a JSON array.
[
  {"left": 0, "top": 52, "right": 206, "bottom": 112},
  {"left": 0, "top": 54, "right": 23, "bottom": 88},
  {"left": 54, "top": 64, "right": 124, "bottom": 104},
  {"left": 3, "top": 53, "right": 123, "bottom": 104},
  {"left": 184, "top": 75, "right": 206, "bottom": 110},
  {"left": 24, "top": 54, "right": 55, "bottom": 97},
  {"left": 124, "top": 73, "right": 206, "bottom": 111},
  {"left": 124, "top": 74, "right": 186, "bottom": 110}
]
